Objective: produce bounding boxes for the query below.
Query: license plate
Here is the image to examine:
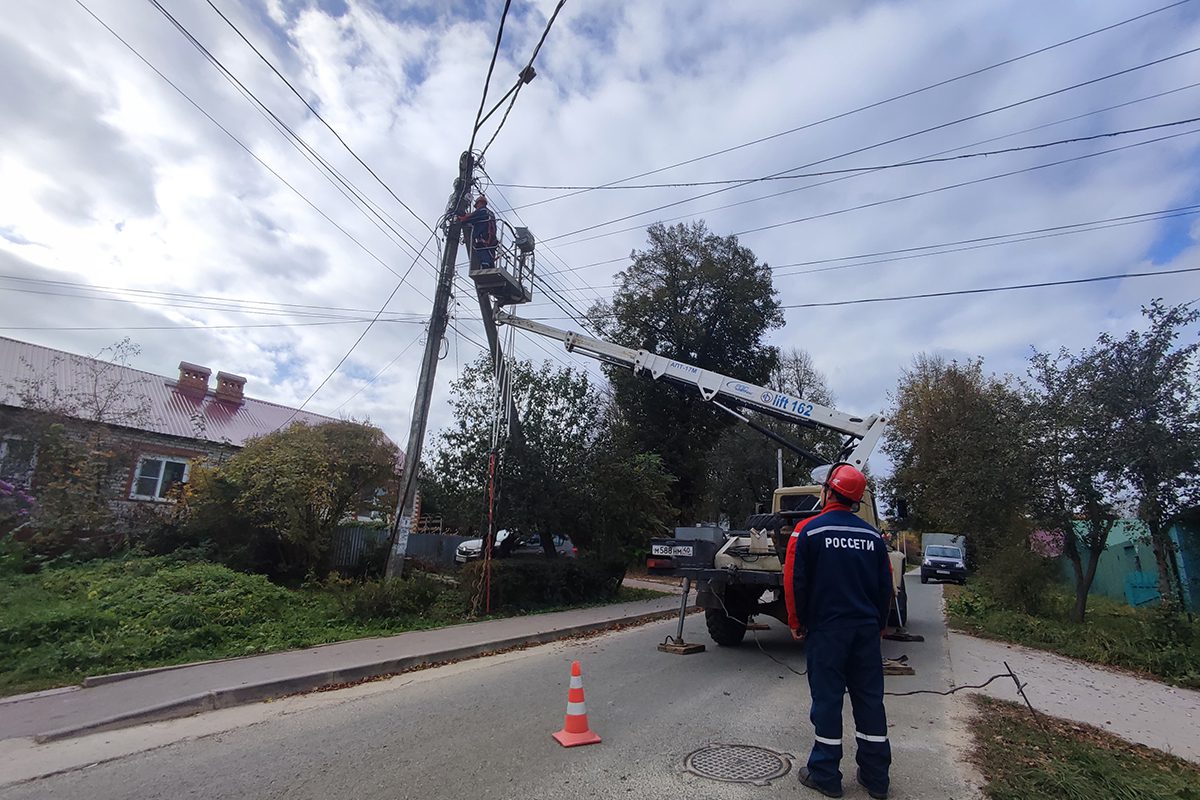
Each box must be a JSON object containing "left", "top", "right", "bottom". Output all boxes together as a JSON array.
[
  {"left": 652, "top": 544, "right": 694, "bottom": 557},
  {"left": 936, "top": 569, "right": 950, "bottom": 575}
]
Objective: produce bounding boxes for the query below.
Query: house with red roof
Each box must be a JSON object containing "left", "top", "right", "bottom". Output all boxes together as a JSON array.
[{"left": 0, "top": 336, "right": 350, "bottom": 508}]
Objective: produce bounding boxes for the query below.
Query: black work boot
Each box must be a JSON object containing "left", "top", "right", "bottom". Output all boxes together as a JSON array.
[
  {"left": 856, "top": 768, "right": 888, "bottom": 800},
  {"left": 798, "top": 766, "right": 843, "bottom": 798}
]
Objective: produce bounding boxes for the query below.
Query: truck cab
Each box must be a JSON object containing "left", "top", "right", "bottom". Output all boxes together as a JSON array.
[{"left": 648, "top": 482, "right": 908, "bottom": 647}]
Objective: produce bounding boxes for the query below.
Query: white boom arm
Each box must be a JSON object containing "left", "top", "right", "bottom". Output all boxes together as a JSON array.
[{"left": 495, "top": 311, "right": 886, "bottom": 470}]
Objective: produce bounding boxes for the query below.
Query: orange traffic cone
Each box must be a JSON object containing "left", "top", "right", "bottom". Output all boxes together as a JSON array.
[{"left": 552, "top": 660, "right": 601, "bottom": 747}]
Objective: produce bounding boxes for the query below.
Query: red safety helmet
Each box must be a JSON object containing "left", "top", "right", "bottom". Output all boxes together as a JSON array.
[
  {"left": 825, "top": 463, "right": 867, "bottom": 503},
  {"left": 474, "top": 194, "right": 488, "bottom": 208}
]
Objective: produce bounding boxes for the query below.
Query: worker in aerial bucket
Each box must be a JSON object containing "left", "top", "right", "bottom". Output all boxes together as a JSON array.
[
  {"left": 456, "top": 193, "right": 498, "bottom": 269},
  {"left": 784, "top": 463, "right": 894, "bottom": 800}
]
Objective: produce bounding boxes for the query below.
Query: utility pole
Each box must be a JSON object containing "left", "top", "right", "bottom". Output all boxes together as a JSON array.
[{"left": 385, "top": 151, "right": 474, "bottom": 578}]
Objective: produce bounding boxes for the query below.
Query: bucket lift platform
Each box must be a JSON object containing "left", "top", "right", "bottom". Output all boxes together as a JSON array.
[{"left": 469, "top": 223, "right": 535, "bottom": 306}]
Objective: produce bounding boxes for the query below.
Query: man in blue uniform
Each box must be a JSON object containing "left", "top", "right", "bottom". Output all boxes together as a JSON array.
[
  {"left": 784, "top": 463, "right": 893, "bottom": 799},
  {"left": 456, "top": 194, "right": 498, "bottom": 269}
]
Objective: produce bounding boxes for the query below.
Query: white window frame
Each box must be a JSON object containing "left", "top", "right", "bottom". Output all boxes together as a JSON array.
[{"left": 130, "top": 454, "right": 191, "bottom": 501}]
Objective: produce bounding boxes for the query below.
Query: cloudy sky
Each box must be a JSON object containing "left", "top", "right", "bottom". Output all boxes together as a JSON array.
[{"left": 3, "top": 0, "right": 1200, "bottom": 472}]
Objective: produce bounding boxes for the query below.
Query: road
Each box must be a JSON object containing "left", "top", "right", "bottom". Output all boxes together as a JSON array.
[{"left": 0, "top": 577, "right": 982, "bottom": 799}]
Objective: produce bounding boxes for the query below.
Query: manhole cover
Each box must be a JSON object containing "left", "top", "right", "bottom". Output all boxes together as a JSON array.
[{"left": 682, "top": 743, "right": 793, "bottom": 786}]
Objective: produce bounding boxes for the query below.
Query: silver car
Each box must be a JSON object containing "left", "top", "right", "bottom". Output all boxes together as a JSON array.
[{"left": 454, "top": 530, "right": 577, "bottom": 563}]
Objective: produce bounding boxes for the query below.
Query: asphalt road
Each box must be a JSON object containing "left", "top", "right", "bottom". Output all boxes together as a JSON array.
[{"left": 1, "top": 576, "right": 982, "bottom": 799}]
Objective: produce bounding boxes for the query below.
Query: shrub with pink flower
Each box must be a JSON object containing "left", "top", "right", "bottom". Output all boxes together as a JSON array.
[
  {"left": 0, "top": 479, "right": 36, "bottom": 535},
  {"left": 1029, "top": 528, "right": 1065, "bottom": 558}
]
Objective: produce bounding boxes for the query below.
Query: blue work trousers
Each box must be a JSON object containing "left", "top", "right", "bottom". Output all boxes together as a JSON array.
[{"left": 805, "top": 624, "right": 891, "bottom": 793}]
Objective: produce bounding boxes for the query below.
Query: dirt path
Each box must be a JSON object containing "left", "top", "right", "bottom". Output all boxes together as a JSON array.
[{"left": 948, "top": 632, "right": 1200, "bottom": 764}]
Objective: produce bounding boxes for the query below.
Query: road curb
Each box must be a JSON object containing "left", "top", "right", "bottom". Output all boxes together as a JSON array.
[{"left": 33, "top": 605, "right": 697, "bottom": 743}]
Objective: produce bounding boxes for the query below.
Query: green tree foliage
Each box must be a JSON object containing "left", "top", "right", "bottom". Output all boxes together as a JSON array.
[
  {"left": 703, "top": 348, "right": 841, "bottom": 524},
  {"left": 2, "top": 338, "right": 153, "bottom": 556},
  {"left": 883, "top": 354, "right": 1032, "bottom": 566},
  {"left": 1026, "top": 345, "right": 1122, "bottom": 622},
  {"left": 422, "top": 355, "right": 600, "bottom": 542},
  {"left": 591, "top": 221, "right": 782, "bottom": 522},
  {"left": 422, "top": 355, "right": 675, "bottom": 562},
  {"left": 1078, "top": 301, "right": 1200, "bottom": 609},
  {"left": 175, "top": 421, "right": 398, "bottom": 581}
]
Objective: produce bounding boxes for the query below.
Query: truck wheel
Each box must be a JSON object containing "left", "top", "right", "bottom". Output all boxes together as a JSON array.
[
  {"left": 920, "top": 574, "right": 928, "bottom": 585},
  {"left": 705, "top": 590, "right": 750, "bottom": 646}
]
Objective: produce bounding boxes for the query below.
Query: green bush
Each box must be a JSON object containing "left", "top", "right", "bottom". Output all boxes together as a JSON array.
[
  {"left": 947, "top": 582, "right": 1200, "bottom": 689},
  {"left": 327, "top": 573, "right": 451, "bottom": 621},
  {"left": 978, "top": 542, "right": 1059, "bottom": 616},
  {"left": 460, "top": 556, "right": 626, "bottom": 612}
]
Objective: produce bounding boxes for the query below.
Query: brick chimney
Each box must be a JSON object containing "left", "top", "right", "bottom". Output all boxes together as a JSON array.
[
  {"left": 177, "top": 362, "right": 211, "bottom": 394},
  {"left": 215, "top": 371, "right": 247, "bottom": 404}
]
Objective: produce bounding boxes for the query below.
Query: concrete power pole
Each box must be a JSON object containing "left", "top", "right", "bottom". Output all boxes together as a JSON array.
[{"left": 385, "top": 151, "right": 474, "bottom": 578}]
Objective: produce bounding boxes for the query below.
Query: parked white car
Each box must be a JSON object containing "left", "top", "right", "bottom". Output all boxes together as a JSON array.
[{"left": 454, "top": 529, "right": 577, "bottom": 564}]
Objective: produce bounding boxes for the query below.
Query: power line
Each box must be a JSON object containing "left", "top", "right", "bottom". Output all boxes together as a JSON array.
[
  {"left": 468, "top": 0, "right": 514, "bottom": 153},
  {"left": 283, "top": 228, "right": 442, "bottom": 424},
  {"left": 494, "top": 117, "right": 1200, "bottom": 190},
  {"left": 332, "top": 329, "right": 426, "bottom": 413},
  {"left": 478, "top": 0, "right": 568, "bottom": 157},
  {"left": 780, "top": 266, "right": 1200, "bottom": 309},
  {"left": 0, "top": 281, "right": 426, "bottom": 322},
  {"left": 0, "top": 273, "right": 427, "bottom": 318},
  {"left": 476, "top": 167, "right": 604, "bottom": 335},
  {"left": 544, "top": 43, "right": 1200, "bottom": 244},
  {"left": 536, "top": 79, "right": 1200, "bottom": 277},
  {"left": 0, "top": 318, "right": 418, "bottom": 332},
  {"left": 731, "top": 126, "right": 1200, "bottom": 238},
  {"left": 204, "top": 0, "right": 434, "bottom": 236},
  {"left": 74, "top": 0, "right": 429, "bottom": 294},
  {"left": 773, "top": 206, "right": 1200, "bottom": 278},
  {"left": 147, "top": 0, "right": 439, "bottom": 282},
  {"left": 510, "top": 0, "right": 1191, "bottom": 212}
]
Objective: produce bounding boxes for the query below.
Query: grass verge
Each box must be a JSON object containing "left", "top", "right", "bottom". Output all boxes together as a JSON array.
[
  {"left": 970, "top": 695, "right": 1200, "bottom": 800},
  {"left": 945, "top": 583, "right": 1200, "bottom": 689},
  {"left": 0, "top": 556, "right": 663, "bottom": 697}
]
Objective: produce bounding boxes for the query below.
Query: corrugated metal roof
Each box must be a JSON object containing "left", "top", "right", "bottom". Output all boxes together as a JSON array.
[{"left": 0, "top": 336, "right": 342, "bottom": 448}]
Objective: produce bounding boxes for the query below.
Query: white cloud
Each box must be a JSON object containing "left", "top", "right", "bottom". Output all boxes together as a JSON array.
[{"left": 1, "top": 0, "right": 1199, "bottom": 480}]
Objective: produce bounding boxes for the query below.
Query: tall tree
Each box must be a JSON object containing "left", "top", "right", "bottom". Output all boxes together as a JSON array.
[
  {"left": 1088, "top": 301, "right": 1200, "bottom": 608},
  {"left": 422, "top": 355, "right": 675, "bottom": 559},
  {"left": 422, "top": 355, "right": 602, "bottom": 548},
  {"left": 1026, "top": 347, "right": 1120, "bottom": 623},
  {"left": 883, "top": 354, "right": 1032, "bottom": 566},
  {"left": 591, "top": 221, "right": 782, "bottom": 522}
]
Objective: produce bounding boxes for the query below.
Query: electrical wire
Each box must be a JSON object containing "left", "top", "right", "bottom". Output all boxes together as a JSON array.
[
  {"left": 512, "top": 0, "right": 1191, "bottom": 213},
  {"left": 535, "top": 79, "right": 1200, "bottom": 277},
  {"left": 780, "top": 265, "right": 1200, "bottom": 309},
  {"left": 468, "top": 0, "right": 514, "bottom": 153},
  {"left": 774, "top": 206, "right": 1200, "bottom": 279},
  {"left": 280, "top": 227, "right": 441, "bottom": 426},
  {"left": 494, "top": 117, "right": 1200, "bottom": 190},
  {"left": 73, "top": 0, "right": 430, "bottom": 294},
  {"left": 0, "top": 318, "right": 415, "bottom": 332},
  {"left": 475, "top": 167, "right": 604, "bottom": 335},
  {"left": 146, "top": 0, "right": 439, "bottom": 281},
  {"left": 204, "top": 0, "right": 434, "bottom": 236},
  {"left": 0, "top": 282, "right": 426, "bottom": 322},
  {"left": 478, "top": 0, "right": 568, "bottom": 157},
  {"left": 733, "top": 127, "right": 1200, "bottom": 238},
  {"left": 521, "top": 202, "right": 1200, "bottom": 299},
  {"left": 544, "top": 44, "right": 1200, "bottom": 244},
  {"left": 332, "top": 329, "right": 425, "bottom": 413}
]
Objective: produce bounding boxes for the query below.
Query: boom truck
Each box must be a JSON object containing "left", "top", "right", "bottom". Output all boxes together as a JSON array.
[{"left": 492, "top": 310, "right": 909, "bottom": 653}]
